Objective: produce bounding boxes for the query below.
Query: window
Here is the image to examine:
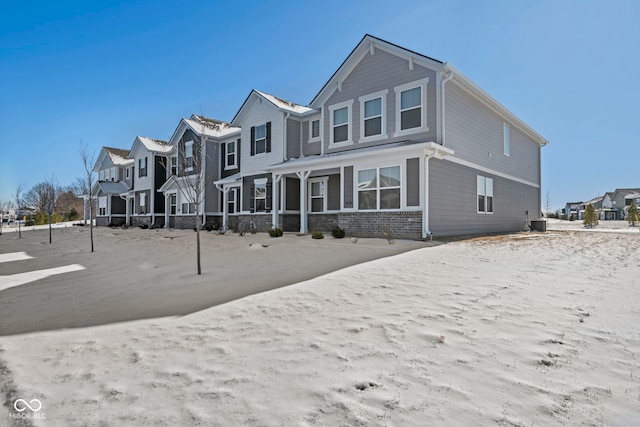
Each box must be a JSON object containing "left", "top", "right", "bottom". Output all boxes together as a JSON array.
[
  {"left": 254, "top": 180, "right": 267, "bottom": 212},
  {"left": 503, "top": 123, "right": 510, "bottom": 156},
  {"left": 227, "top": 188, "right": 237, "bottom": 214},
  {"left": 309, "top": 178, "right": 327, "bottom": 213},
  {"left": 477, "top": 176, "right": 494, "bottom": 214},
  {"left": 99, "top": 170, "right": 105, "bottom": 181},
  {"left": 110, "top": 167, "right": 117, "bottom": 181},
  {"left": 254, "top": 124, "right": 267, "bottom": 155},
  {"left": 181, "top": 202, "right": 195, "bottom": 214},
  {"left": 359, "top": 90, "right": 388, "bottom": 141},
  {"left": 126, "top": 168, "right": 130, "bottom": 179},
  {"left": 185, "top": 141, "right": 194, "bottom": 171},
  {"left": 394, "top": 78, "right": 428, "bottom": 135},
  {"left": 98, "top": 197, "right": 107, "bottom": 216},
  {"left": 139, "top": 157, "right": 148, "bottom": 177},
  {"left": 139, "top": 192, "right": 146, "bottom": 214},
  {"left": 357, "top": 166, "right": 401, "bottom": 210},
  {"left": 329, "top": 100, "right": 353, "bottom": 145},
  {"left": 169, "top": 194, "right": 176, "bottom": 215},
  {"left": 225, "top": 140, "right": 237, "bottom": 169},
  {"left": 170, "top": 156, "right": 177, "bottom": 175},
  {"left": 310, "top": 119, "right": 320, "bottom": 140}
]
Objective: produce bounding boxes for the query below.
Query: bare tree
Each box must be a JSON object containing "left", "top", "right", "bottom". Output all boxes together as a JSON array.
[
  {"left": 0, "top": 199, "right": 7, "bottom": 236},
  {"left": 14, "top": 184, "right": 25, "bottom": 238},
  {"left": 173, "top": 119, "right": 217, "bottom": 275},
  {"left": 79, "top": 143, "right": 97, "bottom": 252},
  {"left": 25, "top": 178, "right": 60, "bottom": 244}
]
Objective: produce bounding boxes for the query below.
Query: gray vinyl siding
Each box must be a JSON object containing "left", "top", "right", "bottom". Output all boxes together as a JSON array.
[
  {"left": 204, "top": 141, "right": 220, "bottom": 213},
  {"left": 444, "top": 82, "right": 540, "bottom": 184},
  {"left": 406, "top": 158, "right": 420, "bottom": 207},
  {"left": 327, "top": 174, "right": 340, "bottom": 211},
  {"left": 221, "top": 139, "right": 241, "bottom": 179},
  {"left": 302, "top": 120, "right": 322, "bottom": 156},
  {"left": 285, "top": 177, "right": 300, "bottom": 210},
  {"left": 343, "top": 166, "right": 354, "bottom": 209},
  {"left": 429, "top": 159, "right": 539, "bottom": 236},
  {"left": 287, "top": 118, "right": 301, "bottom": 159},
  {"left": 323, "top": 48, "right": 437, "bottom": 153}
]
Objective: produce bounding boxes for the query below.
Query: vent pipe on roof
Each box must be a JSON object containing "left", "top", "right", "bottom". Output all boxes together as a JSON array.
[{"left": 441, "top": 68, "right": 454, "bottom": 146}]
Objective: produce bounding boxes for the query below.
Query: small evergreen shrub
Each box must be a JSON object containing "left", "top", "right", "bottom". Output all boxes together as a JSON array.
[
  {"left": 311, "top": 230, "right": 324, "bottom": 239},
  {"left": 583, "top": 203, "right": 598, "bottom": 228},
  {"left": 331, "top": 226, "right": 345, "bottom": 239},
  {"left": 268, "top": 228, "right": 283, "bottom": 237}
]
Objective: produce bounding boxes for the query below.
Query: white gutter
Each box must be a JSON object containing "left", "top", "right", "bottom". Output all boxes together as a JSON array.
[{"left": 440, "top": 68, "right": 454, "bottom": 146}]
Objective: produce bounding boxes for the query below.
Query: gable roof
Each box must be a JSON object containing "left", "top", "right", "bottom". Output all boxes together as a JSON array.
[
  {"left": 93, "top": 146, "right": 133, "bottom": 172},
  {"left": 309, "top": 34, "right": 547, "bottom": 147},
  {"left": 310, "top": 34, "right": 444, "bottom": 108},
  {"left": 137, "top": 136, "right": 171, "bottom": 153},
  {"left": 231, "top": 89, "right": 315, "bottom": 125},
  {"left": 613, "top": 188, "right": 640, "bottom": 198}
]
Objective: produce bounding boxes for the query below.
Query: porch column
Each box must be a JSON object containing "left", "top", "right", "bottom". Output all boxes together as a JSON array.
[
  {"left": 164, "top": 195, "right": 170, "bottom": 229},
  {"left": 108, "top": 196, "right": 112, "bottom": 224},
  {"left": 125, "top": 196, "right": 131, "bottom": 226},
  {"left": 296, "top": 170, "right": 311, "bottom": 233},
  {"left": 422, "top": 155, "right": 434, "bottom": 239},
  {"left": 222, "top": 187, "right": 230, "bottom": 229},
  {"left": 271, "top": 174, "right": 282, "bottom": 229}
]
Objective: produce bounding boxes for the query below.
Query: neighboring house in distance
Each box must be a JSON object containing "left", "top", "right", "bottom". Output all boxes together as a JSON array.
[
  {"left": 611, "top": 188, "right": 640, "bottom": 220},
  {"left": 93, "top": 147, "right": 133, "bottom": 226},
  {"left": 160, "top": 114, "right": 240, "bottom": 229},
  {"left": 121, "top": 136, "right": 172, "bottom": 227},
  {"left": 600, "top": 192, "right": 617, "bottom": 220},
  {"left": 213, "top": 34, "right": 547, "bottom": 238},
  {"left": 563, "top": 202, "right": 582, "bottom": 219}
]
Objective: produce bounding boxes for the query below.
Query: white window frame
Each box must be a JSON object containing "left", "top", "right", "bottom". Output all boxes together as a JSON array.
[
  {"left": 503, "top": 123, "right": 510, "bottom": 157},
  {"left": 328, "top": 100, "right": 353, "bottom": 147},
  {"left": 477, "top": 176, "right": 494, "bottom": 214},
  {"left": 227, "top": 187, "right": 238, "bottom": 214},
  {"left": 308, "top": 177, "right": 328, "bottom": 213},
  {"left": 254, "top": 124, "right": 267, "bottom": 155},
  {"left": 356, "top": 165, "right": 402, "bottom": 211},
  {"left": 98, "top": 196, "right": 107, "bottom": 216},
  {"left": 358, "top": 89, "right": 388, "bottom": 143},
  {"left": 394, "top": 77, "right": 429, "bottom": 137},
  {"left": 169, "top": 193, "right": 177, "bottom": 215},
  {"left": 254, "top": 178, "right": 267, "bottom": 212},
  {"left": 170, "top": 156, "right": 177, "bottom": 175},
  {"left": 126, "top": 167, "right": 130, "bottom": 179},
  {"left": 309, "top": 118, "right": 321, "bottom": 142},
  {"left": 185, "top": 140, "right": 194, "bottom": 172},
  {"left": 225, "top": 140, "right": 237, "bottom": 170}
]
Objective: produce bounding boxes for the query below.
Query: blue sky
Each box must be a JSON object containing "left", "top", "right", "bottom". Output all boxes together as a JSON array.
[{"left": 1, "top": 0, "right": 638, "bottom": 211}]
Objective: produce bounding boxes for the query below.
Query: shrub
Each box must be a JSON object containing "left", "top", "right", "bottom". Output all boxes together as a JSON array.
[
  {"left": 268, "top": 228, "right": 283, "bottom": 237},
  {"left": 583, "top": 203, "right": 598, "bottom": 228},
  {"left": 311, "top": 230, "right": 324, "bottom": 239},
  {"left": 331, "top": 226, "right": 345, "bottom": 239}
]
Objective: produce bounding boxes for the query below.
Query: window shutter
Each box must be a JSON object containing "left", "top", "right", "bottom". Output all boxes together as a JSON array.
[
  {"left": 249, "top": 184, "right": 255, "bottom": 212},
  {"left": 221, "top": 142, "right": 226, "bottom": 168},
  {"left": 237, "top": 138, "right": 241, "bottom": 166},
  {"left": 266, "top": 181, "right": 272, "bottom": 212},
  {"left": 138, "top": 159, "right": 142, "bottom": 178},
  {"left": 266, "top": 122, "right": 272, "bottom": 153},
  {"left": 250, "top": 126, "right": 255, "bottom": 156}
]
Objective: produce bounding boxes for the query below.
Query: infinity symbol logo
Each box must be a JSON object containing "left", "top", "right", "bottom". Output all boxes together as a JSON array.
[{"left": 13, "top": 399, "right": 42, "bottom": 412}]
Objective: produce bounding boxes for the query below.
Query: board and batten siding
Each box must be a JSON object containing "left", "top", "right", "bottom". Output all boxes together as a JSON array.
[
  {"left": 285, "top": 177, "right": 300, "bottom": 211},
  {"left": 343, "top": 166, "right": 354, "bottom": 209},
  {"left": 286, "top": 118, "right": 301, "bottom": 159},
  {"left": 239, "top": 99, "right": 285, "bottom": 174},
  {"left": 406, "top": 157, "right": 420, "bottom": 207},
  {"left": 327, "top": 174, "right": 340, "bottom": 211},
  {"left": 444, "top": 82, "right": 540, "bottom": 185},
  {"left": 428, "top": 159, "right": 539, "bottom": 236},
  {"left": 322, "top": 48, "right": 437, "bottom": 153},
  {"left": 204, "top": 141, "right": 220, "bottom": 213}
]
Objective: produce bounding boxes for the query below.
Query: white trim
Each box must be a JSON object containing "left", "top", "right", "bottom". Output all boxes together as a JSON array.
[
  {"left": 444, "top": 156, "right": 539, "bottom": 188},
  {"left": 477, "top": 175, "right": 494, "bottom": 215},
  {"left": 184, "top": 140, "right": 194, "bottom": 172},
  {"left": 394, "top": 77, "right": 429, "bottom": 137},
  {"left": 355, "top": 164, "right": 403, "bottom": 211},
  {"left": 225, "top": 140, "right": 237, "bottom": 170},
  {"left": 308, "top": 117, "right": 321, "bottom": 143},
  {"left": 328, "top": 99, "right": 354, "bottom": 147},
  {"left": 308, "top": 177, "right": 328, "bottom": 213},
  {"left": 358, "top": 89, "right": 388, "bottom": 143}
]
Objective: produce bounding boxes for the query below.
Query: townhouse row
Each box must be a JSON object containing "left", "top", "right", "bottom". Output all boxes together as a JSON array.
[
  {"left": 92, "top": 35, "right": 548, "bottom": 239},
  {"left": 564, "top": 188, "right": 640, "bottom": 221}
]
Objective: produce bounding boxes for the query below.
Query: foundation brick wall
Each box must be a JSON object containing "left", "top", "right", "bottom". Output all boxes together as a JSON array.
[{"left": 337, "top": 211, "right": 423, "bottom": 239}]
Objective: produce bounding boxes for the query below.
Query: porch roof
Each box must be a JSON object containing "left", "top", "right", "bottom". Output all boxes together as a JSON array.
[
  {"left": 214, "top": 172, "right": 242, "bottom": 186},
  {"left": 95, "top": 181, "right": 130, "bottom": 195},
  {"left": 268, "top": 141, "right": 454, "bottom": 174}
]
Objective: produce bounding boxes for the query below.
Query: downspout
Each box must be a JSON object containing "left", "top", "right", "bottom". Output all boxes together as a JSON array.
[
  {"left": 440, "top": 68, "right": 454, "bottom": 146},
  {"left": 423, "top": 151, "right": 437, "bottom": 240},
  {"left": 283, "top": 112, "right": 291, "bottom": 162}
]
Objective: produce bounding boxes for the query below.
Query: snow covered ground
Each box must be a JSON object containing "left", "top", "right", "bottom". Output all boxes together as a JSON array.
[{"left": 0, "top": 226, "right": 639, "bottom": 426}]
